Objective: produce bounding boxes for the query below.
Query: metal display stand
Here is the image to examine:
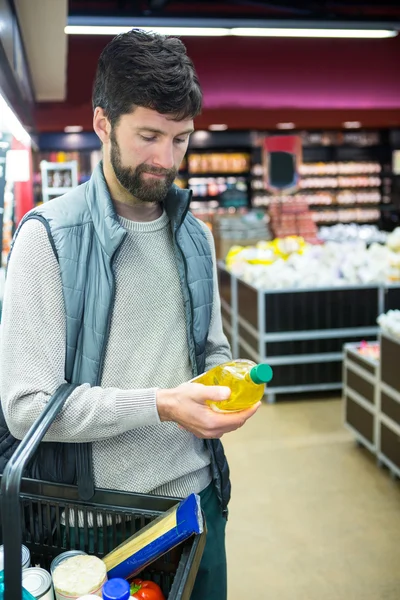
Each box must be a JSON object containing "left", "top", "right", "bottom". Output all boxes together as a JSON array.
[
  {"left": 343, "top": 343, "right": 379, "bottom": 455},
  {"left": 40, "top": 160, "right": 78, "bottom": 202},
  {"left": 343, "top": 333, "right": 400, "bottom": 479},
  {"left": 377, "top": 332, "right": 400, "bottom": 478},
  {"left": 218, "top": 262, "right": 400, "bottom": 403}
]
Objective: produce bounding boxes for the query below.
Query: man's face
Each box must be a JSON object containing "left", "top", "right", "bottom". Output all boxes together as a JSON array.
[{"left": 109, "top": 107, "right": 193, "bottom": 204}]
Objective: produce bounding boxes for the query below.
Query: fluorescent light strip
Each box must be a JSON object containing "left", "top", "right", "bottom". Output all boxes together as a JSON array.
[
  {"left": 65, "top": 25, "right": 230, "bottom": 36},
  {"left": 65, "top": 25, "right": 398, "bottom": 39},
  {"left": 64, "top": 125, "right": 83, "bottom": 133},
  {"left": 277, "top": 122, "right": 295, "bottom": 129},
  {"left": 343, "top": 121, "right": 362, "bottom": 128},
  {"left": 209, "top": 124, "right": 228, "bottom": 131},
  {"left": 233, "top": 28, "right": 397, "bottom": 38},
  {"left": 0, "top": 94, "right": 31, "bottom": 146}
]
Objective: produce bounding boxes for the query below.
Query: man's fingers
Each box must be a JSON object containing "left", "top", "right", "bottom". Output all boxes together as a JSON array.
[
  {"left": 202, "top": 401, "right": 262, "bottom": 438},
  {"left": 201, "top": 384, "right": 231, "bottom": 401},
  {"left": 239, "top": 401, "right": 262, "bottom": 419},
  {"left": 173, "top": 384, "right": 261, "bottom": 439},
  {"left": 187, "top": 383, "right": 231, "bottom": 402}
]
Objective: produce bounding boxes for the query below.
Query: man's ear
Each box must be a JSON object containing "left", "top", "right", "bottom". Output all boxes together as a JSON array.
[{"left": 93, "top": 107, "right": 112, "bottom": 144}]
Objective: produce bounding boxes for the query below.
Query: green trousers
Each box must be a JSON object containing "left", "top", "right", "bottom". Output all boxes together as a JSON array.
[
  {"left": 191, "top": 482, "right": 227, "bottom": 600},
  {"left": 61, "top": 482, "right": 227, "bottom": 599}
]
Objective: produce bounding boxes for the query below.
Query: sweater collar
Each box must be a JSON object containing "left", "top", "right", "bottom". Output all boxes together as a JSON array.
[{"left": 85, "top": 162, "right": 192, "bottom": 255}]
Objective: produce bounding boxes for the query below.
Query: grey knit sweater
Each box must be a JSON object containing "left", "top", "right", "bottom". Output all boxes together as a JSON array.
[{"left": 0, "top": 209, "right": 231, "bottom": 498}]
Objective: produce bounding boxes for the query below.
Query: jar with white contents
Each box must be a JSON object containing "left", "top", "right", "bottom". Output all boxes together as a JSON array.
[{"left": 52, "top": 555, "right": 107, "bottom": 600}]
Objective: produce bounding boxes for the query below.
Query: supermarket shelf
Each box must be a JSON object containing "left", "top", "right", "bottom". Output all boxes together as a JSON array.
[
  {"left": 309, "top": 203, "right": 382, "bottom": 210},
  {"left": 379, "top": 204, "right": 397, "bottom": 211},
  {"left": 218, "top": 264, "right": 400, "bottom": 401},
  {"left": 43, "top": 187, "right": 73, "bottom": 194},
  {"left": 264, "top": 352, "right": 344, "bottom": 366},
  {"left": 344, "top": 334, "right": 400, "bottom": 479},
  {"left": 191, "top": 196, "right": 224, "bottom": 201},
  {"left": 188, "top": 172, "right": 251, "bottom": 178},
  {"left": 300, "top": 185, "right": 382, "bottom": 191},
  {"left": 312, "top": 217, "right": 381, "bottom": 225},
  {"left": 265, "top": 383, "right": 342, "bottom": 404},
  {"left": 263, "top": 327, "right": 379, "bottom": 343}
]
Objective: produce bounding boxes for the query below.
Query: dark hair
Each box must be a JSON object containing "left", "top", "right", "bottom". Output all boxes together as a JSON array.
[{"left": 92, "top": 28, "right": 202, "bottom": 125}]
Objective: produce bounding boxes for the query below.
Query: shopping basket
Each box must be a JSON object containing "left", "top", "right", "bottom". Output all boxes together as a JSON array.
[{"left": 0, "top": 385, "right": 206, "bottom": 600}]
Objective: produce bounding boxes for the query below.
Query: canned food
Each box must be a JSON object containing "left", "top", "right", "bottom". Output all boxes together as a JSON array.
[
  {"left": 0, "top": 544, "right": 31, "bottom": 570},
  {"left": 50, "top": 550, "right": 87, "bottom": 575},
  {"left": 22, "top": 567, "right": 54, "bottom": 600}
]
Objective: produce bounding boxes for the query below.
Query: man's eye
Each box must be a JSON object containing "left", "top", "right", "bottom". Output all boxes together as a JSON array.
[
  {"left": 175, "top": 138, "right": 186, "bottom": 144},
  {"left": 140, "top": 135, "right": 156, "bottom": 142}
]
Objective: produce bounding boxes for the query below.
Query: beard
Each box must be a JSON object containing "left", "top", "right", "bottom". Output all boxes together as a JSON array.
[{"left": 110, "top": 130, "right": 177, "bottom": 204}]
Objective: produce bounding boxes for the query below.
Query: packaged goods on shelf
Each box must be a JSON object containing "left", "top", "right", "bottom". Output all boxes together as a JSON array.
[
  {"left": 336, "top": 190, "right": 381, "bottom": 205},
  {"left": 214, "top": 211, "right": 271, "bottom": 241},
  {"left": 312, "top": 208, "right": 380, "bottom": 224},
  {"left": 174, "top": 176, "right": 187, "bottom": 189},
  {"left": 226, "top": 235, "right": 399, "bottom": 289},
  {"left": 189, "top": 176, "right": 247, "bottom": 198},
  {"left": 269, "top": 198, "right": 319, "bottom": 243},
  {"left": 250, "top": 159, "right": 384, "bottom": 226},
  {"left": 254, "top": 190, "right": 382, "bottom": 209},
  {"left": 305, "top": 192, "right": 333, "bottom": 205},
  {"left": 299, "top": 162, "right": 381, "bottom": 176},
  {"left": 213, "top": 211, "right": 271, "bottom": 259},
  {"left": 299, "top": 175, "right": 381, "bottom": 189},
  {"left": 318, "top": 224, "right": 388, "bottom": 244},
  {"left": 188, "top": 152, "right": 250, "bottom": 174}
]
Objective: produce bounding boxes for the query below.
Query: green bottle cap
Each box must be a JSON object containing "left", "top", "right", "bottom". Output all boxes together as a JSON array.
[{"left": 250, "top": 364, "right": 273, "bottom": 385}]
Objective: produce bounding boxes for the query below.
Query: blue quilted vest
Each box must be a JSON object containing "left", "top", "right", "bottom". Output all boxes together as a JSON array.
[{"left": 11, "top": 163, "right": 230, "bottom": 515}]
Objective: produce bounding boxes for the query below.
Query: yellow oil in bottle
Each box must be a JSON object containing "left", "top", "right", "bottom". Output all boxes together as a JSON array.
[{"left": 192, "top": 359, "right": 273, "bottom": 413}]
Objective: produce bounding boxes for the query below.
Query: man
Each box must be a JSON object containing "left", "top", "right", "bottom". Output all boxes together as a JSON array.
[{"left": 0, "top": 29, "right": 260, "bottom": 599}]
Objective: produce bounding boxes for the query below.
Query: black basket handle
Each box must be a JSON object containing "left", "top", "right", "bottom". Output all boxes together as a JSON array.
[{"left": 1, "top": 383, "right": 78, "bottom": 600}]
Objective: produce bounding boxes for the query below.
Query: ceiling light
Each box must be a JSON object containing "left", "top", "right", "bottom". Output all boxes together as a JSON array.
[
  {"left": 277, "top": 122, "right": 296, "bottom": 130},
  {"left": 343, "top": 121, "right": 362, "bottom": 128},
  {"left": 192, "top": 130, "right": 210, "bottom": 141},
  {"left": 65, "top": 26, "right": 230, "bottom": 36},
  {"left": 208, "top": 124, "right": 228, "bottom": 131},
  {"left": 65, "top": 25, "right": 398, "bottom": 39},
  {"left": 64, "top": 125, "right": 83, "bottom": 133},
  {"left": 0, "top": 94, "right": 31, "bottom": 146},
  {"left": 232, "top": 28, "right": 397, "bottom": 39}
]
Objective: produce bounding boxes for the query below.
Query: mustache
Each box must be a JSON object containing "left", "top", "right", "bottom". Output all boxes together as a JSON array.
[{"left": 136, "top": 164, "right": 176, "bottom": 178}]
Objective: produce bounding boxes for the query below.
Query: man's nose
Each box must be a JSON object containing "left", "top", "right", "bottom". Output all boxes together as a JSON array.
[{"left": 153, "top": 142, "right": 175, "bottom": 170}]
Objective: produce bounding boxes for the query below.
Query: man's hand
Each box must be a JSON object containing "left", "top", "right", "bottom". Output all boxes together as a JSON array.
[{"left": 156, "top": 382, "right": 261, "bottom": 439}]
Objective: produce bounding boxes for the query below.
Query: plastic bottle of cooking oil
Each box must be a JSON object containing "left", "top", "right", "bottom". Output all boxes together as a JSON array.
[{"left": 192, "top": 359, "right": 273, "bottom": 413}]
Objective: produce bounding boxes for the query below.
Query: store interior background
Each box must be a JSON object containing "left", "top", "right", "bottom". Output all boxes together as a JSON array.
[{"left": 0, "top": 1, "right": 400, "bottom": 598}]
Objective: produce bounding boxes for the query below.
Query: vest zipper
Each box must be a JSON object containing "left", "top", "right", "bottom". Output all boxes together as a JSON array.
[
  {"left": 174, "top": 230, "right": 198, "bottom": 377},
  {"left": 79, "top": 243, "right": 125, "bottom": 500},
  {"left": 97, "top": 243, "right": 125, "bottom": 384},
  {"left": 175, "top": 225, "right": 226, "bottom": 516}
]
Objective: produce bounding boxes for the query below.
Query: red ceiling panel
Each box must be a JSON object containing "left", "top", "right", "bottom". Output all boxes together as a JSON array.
[{"left": 34, "top": 34, "right": 400, "bottom": 131}]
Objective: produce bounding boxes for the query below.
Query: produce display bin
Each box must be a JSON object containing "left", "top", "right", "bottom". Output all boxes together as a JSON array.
[
  {"left": 343, "top": 343, "right": 379, "bottom": 454},
  {"left": 378, "top": 332, "right": 400, "bottom": 478},
  {"left": 0, "top": 386, "right": 206, "bottom": 600},
  {"left": 218, "top": 262, "right": 400, "bottom": 402},
  {"left": 343, "top": 334, "right": 400, "bottom": 479}
]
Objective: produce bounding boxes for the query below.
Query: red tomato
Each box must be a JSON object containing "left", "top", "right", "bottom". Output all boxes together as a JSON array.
[{"left": 130, "top": 578, "right": 165, "bottom": 600}]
